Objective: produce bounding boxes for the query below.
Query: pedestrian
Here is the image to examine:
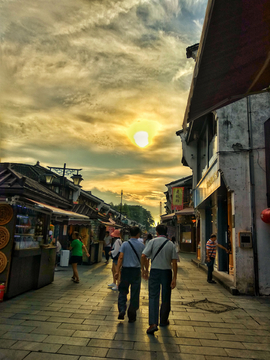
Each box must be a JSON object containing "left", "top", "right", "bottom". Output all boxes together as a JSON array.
[
  {"left": 52, "top": 236, "right": 62, "bottom": 271},
  {"left": 141, "top": 224, "right": 178, "bottom": 335},
  {"left": 115, "top": 226, "right": 145, "bottom": 323},
  {"left": 144, "top": 233, "right": 153, "bottom": 246},
  {"left": 206, "top": 234, "right": 229, "bottom": 284},
  {"left": 108, "top": 229, "right": 122, "bottom": 291},
  {"left": 69, "top": 231, "right": 90, "bottom": 283},
  {"left": 103, "top": 231, "right": 112, "bottom": 265}
]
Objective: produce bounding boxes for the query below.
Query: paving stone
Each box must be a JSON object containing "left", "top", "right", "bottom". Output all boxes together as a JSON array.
[
  {"left": 19, "top": 320, "right": 61, "bottom": 328},
  {"left": 216, "top": 333, "right": 263, "bottom": 343},
  {"left": 1, "top": 331, "right": 48, "bottom": 342},
  {"left": 58, "top": 324, "right": 99, "bottom": 332},
  {"left": 31, "top": 327, "right": 75, "bottom": 336},
  {"left": 37, "top": 311, "right": 72, "bottom": 318},
  {"left": 200, "top": 339, "right": 245, "bottom": 349},
  {"left": 194, "top": 326, "right": 234, "bottom": 334},
  {"left": 156, "top": 354, "right": 205, "bottom": 360},
  {"left": 23, "top": 352, "right": 79, "bottom": 360},
  {"left": 0, "top": 339, "right": 17, "bottom": 349},
  {"left": 88, "top": 338, "right": 134, "bottom": 350},
  {"left": 43, "top": 335, "right": 89, "bottom": 346},
  {"left": 0, "top": 319, "right": 24, "bottom": 325},
  {"left": 107, "top": 349, "right": 157, "bottom": 360},
  {"left": 58, "top": 344, "right": 108, "bottom": 357},
  {"left": 180, "top": 345, "right": 227, "bottom": 356},
  {"left": 0, "top": 349, "right": 30, "bottom": 360},
  {"left": 176, "top": 331, "right": 218, "bottom": 340},
  {"left": 243, "top": 342, "right": 270, "bottom": 351},
  {"left": 10, "top": 314, "right": 50, "bottom": 321},
  {"left": 73, "top": 330, "right": 115, "bottom": 340},
  {"left": 11, "top": 340, "right": 62, "bottom": 353},
  {"left": 225, "top": 348, "right": 270, "bottom": 359},
  {"left": 134, "top": 341, "right": 180, "bottom": 352},
  {"left": 0, "top": 325, "right": 35, "bottom": 333},
  {"left": 46, "top": 317, "right": 84, "bottom": 324}
]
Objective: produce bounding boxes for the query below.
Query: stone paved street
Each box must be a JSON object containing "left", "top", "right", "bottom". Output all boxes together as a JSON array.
[{"left": 1, "top": 253, "right": 270, "bottom": 360}]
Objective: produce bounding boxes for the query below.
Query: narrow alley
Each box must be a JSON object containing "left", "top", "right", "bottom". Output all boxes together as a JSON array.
[{"left": 0, "top": 253, "right": 270, "bottom": 360}]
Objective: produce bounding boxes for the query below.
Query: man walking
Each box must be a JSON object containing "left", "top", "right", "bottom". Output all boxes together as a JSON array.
[
  {"left": 141, "top": 224, "right": 178, "bottom": 335},
  {"left": 115, "top": 226, "right": 145, "bottom": 323},
  {"left": 103, "top": 231, "right": 112, "bottom": 265},
  {"left": 206, "top": 234, "right": 229, "bottom": 284}
]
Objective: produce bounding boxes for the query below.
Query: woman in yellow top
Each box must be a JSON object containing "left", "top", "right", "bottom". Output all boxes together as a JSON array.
[{"left": 69, "top": 231, "right": 89, "bottom": 283}]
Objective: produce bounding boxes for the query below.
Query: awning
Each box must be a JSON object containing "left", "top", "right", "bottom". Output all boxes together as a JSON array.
[
  {"left": 183, "top": 0, "right": 270, "bottom": 128},
  {"left": 160, "top": 213, "right": 176, "bottom": 221},
  {"left": 176, "top": 208, "right": 195, "bottom": 216},
  {"left": 161, "top": 208, "right": 195, "bottom": 221},
  {"left": 26, "top": 199, "right": 90, "bottom": 222}
]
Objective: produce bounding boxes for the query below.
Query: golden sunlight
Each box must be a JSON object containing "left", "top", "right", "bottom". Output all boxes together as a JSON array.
[
  {"left": 134, "top": 131, "right": 149, "bottom": 147},
  {"left": 127, "top": 119, "right": 161, "bottom": 148}
]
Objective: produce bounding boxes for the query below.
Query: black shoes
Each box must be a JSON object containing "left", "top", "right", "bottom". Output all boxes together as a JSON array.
[
  {"left": 118, "top": 311, "right": 125, "bottom": 320},
  {"left": 207, "top": 280, "right": 216, "bottom": 284},
  {"left": 147, "top": 324, "right": 158, "bottom": 334}
]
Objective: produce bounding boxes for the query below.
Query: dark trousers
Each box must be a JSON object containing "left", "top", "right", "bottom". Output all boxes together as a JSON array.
[
  {"left": 118, "top": 267, "right": 141, "bottom": 321},
  {"left": 149, "top": 269, "right": 172, "bottom": 326},
  {"left": 104, "top": 247, "right": 110, "bottom": 261},
  {"left": 207, "top": 257, "right": 215, "bottom": 281}
]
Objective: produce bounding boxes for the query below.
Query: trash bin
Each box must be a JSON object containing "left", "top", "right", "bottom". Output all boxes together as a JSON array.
[{"left": 60, "top": 250, "right": 70, "bottom": 267}]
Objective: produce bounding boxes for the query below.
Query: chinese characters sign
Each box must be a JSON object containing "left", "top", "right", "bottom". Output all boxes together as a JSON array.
[{"left": 171, "top": 187, "right": 184, "bottom": 211}]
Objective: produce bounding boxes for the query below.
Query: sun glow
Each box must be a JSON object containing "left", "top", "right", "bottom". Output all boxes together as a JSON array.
[
  {"left": 134, "top": 131, "right": 149, "bottom": 147},
  {"left": 127, "top": 119, "right": 161, "bottom": 148}
]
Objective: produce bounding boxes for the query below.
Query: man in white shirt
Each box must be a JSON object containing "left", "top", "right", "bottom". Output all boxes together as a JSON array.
[{"left": 141, "top": 224, "right": 178, "bottom": 335}]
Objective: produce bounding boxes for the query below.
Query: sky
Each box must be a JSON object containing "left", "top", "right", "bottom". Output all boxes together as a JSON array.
[{"left": 0, "top": 0, "right": 207, "bottom": 224}]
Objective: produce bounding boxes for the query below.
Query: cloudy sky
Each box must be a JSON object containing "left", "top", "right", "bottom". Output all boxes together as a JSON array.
[{"left": 0, "top": 0, "right": 207, "bottom": 223}]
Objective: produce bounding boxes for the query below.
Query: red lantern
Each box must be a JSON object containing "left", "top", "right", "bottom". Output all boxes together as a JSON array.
[{"left": 260, "top": 208, "right": 270, "bottom": 223}]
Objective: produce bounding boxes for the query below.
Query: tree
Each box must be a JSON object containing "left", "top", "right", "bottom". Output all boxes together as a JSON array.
[{"left": 109, "top": 203, "right": 154, "bottom": 231}]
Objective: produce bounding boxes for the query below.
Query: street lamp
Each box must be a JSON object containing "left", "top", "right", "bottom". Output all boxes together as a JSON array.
[
  {"left": 47, "top": 163, "right": 83, "bottom": 186},
  {"left": 71, "top": 172, "right": 83, "bottom": 186},
  {"left": 45, "top": 174, "right": 55, "bottom": 184}
]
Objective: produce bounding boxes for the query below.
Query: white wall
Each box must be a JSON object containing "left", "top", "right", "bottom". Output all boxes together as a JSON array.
[{"left": 217, "top": 92, "right": 270, "bottom": 295}]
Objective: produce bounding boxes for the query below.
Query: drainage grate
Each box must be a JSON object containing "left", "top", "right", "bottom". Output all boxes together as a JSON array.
[{"left": 185, "top": 298, "right": 238, "bottom": 314}]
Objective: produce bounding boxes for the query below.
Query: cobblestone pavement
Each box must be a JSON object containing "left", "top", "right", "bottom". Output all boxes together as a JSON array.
[{"left": 1, "top": 253, "right": 270, "bottom": 360}]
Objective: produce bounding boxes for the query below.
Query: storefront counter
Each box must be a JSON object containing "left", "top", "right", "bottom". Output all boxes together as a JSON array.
[{"left": 6, "top": 246, "right": 56, "bottom": 299}]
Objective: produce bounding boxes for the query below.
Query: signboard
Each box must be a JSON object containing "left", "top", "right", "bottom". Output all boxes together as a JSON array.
[
  {"left": 171, "top": 187, "right": 184, "bottom": 211},
  {"left": 194, "top": 161, "right": 220, "bottom": 207}
]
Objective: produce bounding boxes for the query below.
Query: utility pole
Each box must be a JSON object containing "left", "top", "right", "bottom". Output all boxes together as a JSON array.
[{"left": 120, "top": 190, "right": 123, "bottom": 220}]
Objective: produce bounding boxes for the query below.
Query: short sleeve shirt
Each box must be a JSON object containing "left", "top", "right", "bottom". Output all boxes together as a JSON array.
[
  {"left": 143, "top": 236, "right": 178, "bottom": 270},
  {"left": 206, "top": 239, "right": 217, "bottom": 258},
  {"left": 120, "top": 238, "right": 145, "bottom": 268},
  {"left": 71, "top": 239, "right": 83, "bottom": 256}
]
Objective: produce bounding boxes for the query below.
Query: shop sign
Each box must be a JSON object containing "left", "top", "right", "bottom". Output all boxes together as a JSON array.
[
  {"left": 194, "top": 162, "right": 220, "bottom": 207},
  {"left": 171, "top": 187, "right": 184, "bottom": 211}
]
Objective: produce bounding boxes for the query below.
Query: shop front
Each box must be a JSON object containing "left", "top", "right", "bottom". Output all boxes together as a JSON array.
[
  {"left": 0, "top": 200, "right": 56, "bottom": 299},
  {"left": 194, "top": 161, "right": 233, "bottom": 274}
]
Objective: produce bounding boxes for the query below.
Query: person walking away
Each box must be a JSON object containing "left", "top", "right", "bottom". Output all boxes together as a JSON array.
[
  {"left": 103, "top": 231, "right": 112, "bottom": 264},
  {"left": 53, "top": 237, "right": 62, "bottom": 271},
  {"left": 69, "top": 231, "right": 90, "bottom": 283},
  {"left": 115, "top": 226, "right": 145, "bottom": 323},
  {"left": 144, "top": 233, "right": 153, "bottom": 246},
  {"left": 206, "top": 234, "right": 229, "bottom": 284},
  {"left": 108, "top": 229, "right": 122, "bottom": 291},
  {"left": 141, "top": 224, "right": 178, "bottom": 335}
]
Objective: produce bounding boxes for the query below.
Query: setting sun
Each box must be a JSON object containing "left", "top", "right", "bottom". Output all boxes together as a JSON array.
[{"left": 134, "top": 131, "right": 149, "bottom": 147}]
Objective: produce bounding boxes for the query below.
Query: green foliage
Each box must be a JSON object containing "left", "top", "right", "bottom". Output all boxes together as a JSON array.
[{"left": 109, "top": 203, "right": 154, "bottom": 231}]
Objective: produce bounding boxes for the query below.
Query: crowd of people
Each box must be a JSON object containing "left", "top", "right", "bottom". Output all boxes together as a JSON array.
[{"left": 57, "top": 226, "right": 221, "bottom": 335}]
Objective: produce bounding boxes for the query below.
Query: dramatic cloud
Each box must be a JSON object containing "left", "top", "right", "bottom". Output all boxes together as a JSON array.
[{"left": 0, "top": 0, "right": 207, "bottom": 222}]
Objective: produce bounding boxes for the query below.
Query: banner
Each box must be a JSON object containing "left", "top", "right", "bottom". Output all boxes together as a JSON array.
[{"left": 171, "top": 187, "right": 184, "bottom": 211}]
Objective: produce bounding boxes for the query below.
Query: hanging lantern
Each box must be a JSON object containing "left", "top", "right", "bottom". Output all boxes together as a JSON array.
[{"left": 260, "top": 208, "right": 270, "bottom": 223}]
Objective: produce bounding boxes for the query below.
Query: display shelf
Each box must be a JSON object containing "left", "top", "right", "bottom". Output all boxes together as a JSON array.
[{"left": 15, "top": 234, "right": 35, "bottom": 236}]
